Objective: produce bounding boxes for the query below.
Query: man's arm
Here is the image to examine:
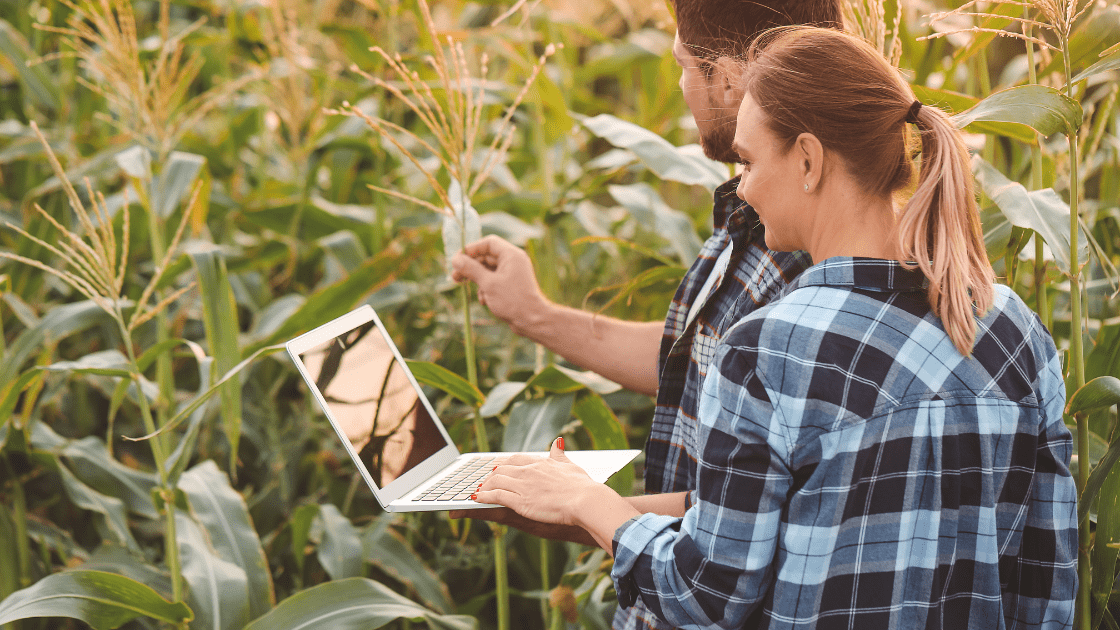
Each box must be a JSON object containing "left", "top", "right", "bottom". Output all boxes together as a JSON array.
[
  {"left": 450, "top": 235, "right": 662, "bottom": 397},
  {"left": 449, "top": 492, "right": 687, "bottom": 546}
]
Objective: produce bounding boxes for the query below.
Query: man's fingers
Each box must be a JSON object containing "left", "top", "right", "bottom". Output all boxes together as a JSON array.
[
  {"left": 462, "top": 234, "right": 510, "bottom": 258},
  {"left": 450, "top": 252, "right": 492, "bottom": 284}
]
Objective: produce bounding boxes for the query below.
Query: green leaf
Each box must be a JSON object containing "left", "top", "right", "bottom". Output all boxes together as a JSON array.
[
  {"left": 608, "top": 183, "right": 702, "bottom": 264},
  {"left": 0, "top": 300, "right": 114, "bottom": 400},
  {"left": 573, "top": 394, "right": 634, "bottom": 494},
  {"left": 1087, "top": 324, "right": 1120, "bottom": 382},
  {"left": 56, "top": 465, "right": 140, "bottom": 553},
  {"left": 572, "top": 394, "right": 628, "bottom": 451},
  {"left": 361, "top": 517, "right": 452, "bottom": 613},
  {"left": 189, "top": 244, "right": 244, "bottom": 474},
  {"left": 581, "top": 114, "right": 726, "bottom": 191},
  {"left": 951, "top": 85, "right": 1083, "bottom": 137},
  {"left": 176, "top": 511, "right": 250, "bottom": 630},
  {"left": 0, "top": 370, "right": 43, "bottom": 431},
  {"left": 164, "top": 340, "right": 215, "bottom": 485},
  {"left": 0, "top": 499, "right": 21, "bottom": 603},
  {"left": 1067, "top": 376, "right": 1120, "bottom": 416},
  {"left": 246, "top": 247, "right": 411, "bottom": 354},
  {"left": 317, "top": 504, "right": 363, "bottom": 581},
  {"left": 1072, "top": 47, "right": 1120, "bottom": 84},
  {"left": 1080, "top": 434, "right": 1120, "bottom": 523},
  {"left": 442, "top": 179, "right": 482, "bottom": 261},
  {"left": 503, "top": 394, "right": 576, "bottom": 452},
  {"left": 152, "top": 152, "right": 206, "bottom": 218},
  {"left": 911, "top": 86, "right": 1036, "bottom": 145},
  {"left": 405, "top": 360, "right": 483, "bottom": 407},
  {"left": 971, "top": 156, "right": 1088, "bottom": 274},
  {"left": 526, "top": 366, "right": 585, "bottom": 394},
  {"left": 319, "top": 230, "right": 369, "bottom": 277},
  {"left": 479, "top": 382, "right": 528, "bottom": 418},
  {"left": 0, "top": 570, "right": 192, "bottom": 629},
  {"left": 0, "top": 19, "right": 60, "bottom": 112},
  {"left": 243, "top": 578, "right": 477, "bottom": 630},
  {"left": 180, "top": 461, "right": 274, "bottom": 620},
  {"left": 289, "top": 504, "right": 320, "bottom": 575},
  {"left": 39, "top": 350, "right": 131, "bottom": 377},
  {"left": 114, "top": 146, "right": 152, "bottom": 181},
  {"left": 1092, "top": 447, "right": 1120, "bottom": 630},
  {"left": 552, "top": 365, "right": 622, "bottom": 395},
  {"left": 60, "top": 437, "right": 158, "bottom": 520}
]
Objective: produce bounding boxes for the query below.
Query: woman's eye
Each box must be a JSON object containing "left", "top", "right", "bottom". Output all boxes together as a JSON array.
[{"left": 740, "top": 160, "right": 752, "bottom": 172}]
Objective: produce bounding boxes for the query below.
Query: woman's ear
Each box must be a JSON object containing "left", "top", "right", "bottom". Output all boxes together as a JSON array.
[
  {"left": 795, "top": 132, "right": 824, "bottom": 193},
  {"left": 709, "top": 56, "right": 746, "bottom": 108}
]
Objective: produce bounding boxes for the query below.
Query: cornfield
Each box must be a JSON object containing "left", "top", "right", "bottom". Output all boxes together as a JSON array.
[{"left": 0, "top": 0, "right": 1118, "bottom": 628}]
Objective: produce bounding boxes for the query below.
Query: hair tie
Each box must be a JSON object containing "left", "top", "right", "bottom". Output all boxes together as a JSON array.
[{"left": 905, "top": 100, "right": 923, "bottom": 124}]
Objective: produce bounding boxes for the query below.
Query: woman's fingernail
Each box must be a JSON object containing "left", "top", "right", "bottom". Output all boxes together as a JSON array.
[
  {"left": 558, "top": 436, "right": 564, "bottom": 450},
  {"left": 470, "top": 494, "right": 476, "bottom": 501},
  {"left": 492, "top": 466, "right": 498, "bottom": 471}
]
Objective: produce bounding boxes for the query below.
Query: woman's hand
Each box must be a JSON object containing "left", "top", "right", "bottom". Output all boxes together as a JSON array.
[{"left": 473, "top": 438, "right": 641, "bottom": 553}]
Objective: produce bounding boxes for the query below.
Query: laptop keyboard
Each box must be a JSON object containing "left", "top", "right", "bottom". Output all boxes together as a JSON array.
[{"left": 413, "top": 457, "right": 497, "bottom": 501}]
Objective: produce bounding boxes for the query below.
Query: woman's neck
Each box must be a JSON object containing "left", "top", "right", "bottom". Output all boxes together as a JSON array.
[{"left": 804, "top": 185, "right": 900, "bottom": 264}]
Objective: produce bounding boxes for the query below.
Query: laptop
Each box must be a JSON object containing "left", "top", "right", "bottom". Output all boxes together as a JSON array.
[{"left": 286, "top": 305, "right": 640, "bottom": 512}]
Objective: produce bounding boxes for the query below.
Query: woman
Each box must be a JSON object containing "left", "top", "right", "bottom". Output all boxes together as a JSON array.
[{"left": 474, "top": 27, "right": 1077, "bottom": 630}]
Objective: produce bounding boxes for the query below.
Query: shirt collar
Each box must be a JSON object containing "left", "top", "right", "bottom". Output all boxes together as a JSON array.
[
  {"left": 713, "top": 176, "right": 762, "bottom": 246},
  {"left": 787, "top": 257, "right": 928, "bottom": 294}
]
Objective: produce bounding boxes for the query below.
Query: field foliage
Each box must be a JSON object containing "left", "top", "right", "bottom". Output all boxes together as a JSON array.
[{"left": 0, "top": 0, "right": 1119, "bottom": 628}]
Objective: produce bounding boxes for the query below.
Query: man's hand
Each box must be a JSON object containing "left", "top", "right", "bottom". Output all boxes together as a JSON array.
[
  {"left": 450, "top": 235, "right": 549, "bottom": 336},
  {"left": 447, "top": 507, "right": 597, "bottom": 546}
]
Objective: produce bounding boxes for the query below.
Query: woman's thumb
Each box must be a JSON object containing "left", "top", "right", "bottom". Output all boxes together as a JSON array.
[{"left": 549, "top": 436, "right": 568, "bottom": 460}]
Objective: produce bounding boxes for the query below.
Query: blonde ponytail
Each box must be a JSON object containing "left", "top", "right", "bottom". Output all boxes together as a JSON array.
[{"left": 896, "top": 105, "right": 994, "bottom": 356}]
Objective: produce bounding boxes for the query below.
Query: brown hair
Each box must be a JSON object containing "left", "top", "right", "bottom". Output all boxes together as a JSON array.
[
  {"left": 741, "top": 26, "right": 995, "bottom": 356},
  {"left": 671, "top": 0, "right": 843, "bottom": 64}
]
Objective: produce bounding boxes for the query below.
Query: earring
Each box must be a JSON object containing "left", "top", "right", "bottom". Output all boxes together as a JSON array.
[{"left": 804, "top": 184, "right": 809, "bottom": 192}]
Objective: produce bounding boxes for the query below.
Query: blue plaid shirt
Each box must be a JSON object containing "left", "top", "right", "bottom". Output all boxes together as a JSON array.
[
  {"left": 616, "top": 178, "right": 809, "bottom": 630},
  {"left": 612, "top": 257, "right": 1077, "bottom": 630}
]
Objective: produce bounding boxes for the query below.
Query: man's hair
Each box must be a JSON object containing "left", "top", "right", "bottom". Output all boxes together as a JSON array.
[{"left": 672, "top": 0, "right": 843, "bottom": 62}]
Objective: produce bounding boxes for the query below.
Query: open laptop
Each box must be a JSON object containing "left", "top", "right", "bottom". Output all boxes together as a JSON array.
[{"left": 286, "top": 305, "right": 640, "bottom": 512}]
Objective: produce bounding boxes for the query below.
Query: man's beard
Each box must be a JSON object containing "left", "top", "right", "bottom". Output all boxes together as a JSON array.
[{"left": 697, "top": 112, "right": 738, "bottom": 165}]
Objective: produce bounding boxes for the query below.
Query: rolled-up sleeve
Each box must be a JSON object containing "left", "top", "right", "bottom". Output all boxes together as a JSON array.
[{"left": 611, "top": 340, "right": 791, "bottom": 630}]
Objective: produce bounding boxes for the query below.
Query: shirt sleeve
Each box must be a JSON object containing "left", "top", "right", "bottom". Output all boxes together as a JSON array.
[{"left": 611, "top": 339, "right": 792, "bottom": 630}]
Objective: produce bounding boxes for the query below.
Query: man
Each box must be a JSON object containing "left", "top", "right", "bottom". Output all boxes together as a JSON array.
[{"left": 451, "top": 2, "right": 842, "bottom": 628}]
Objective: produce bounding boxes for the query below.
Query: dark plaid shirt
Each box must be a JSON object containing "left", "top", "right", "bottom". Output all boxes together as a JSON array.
[
  {"left": 612, "top": 257, "right": 1077, "bottom": 630},
  {"left": 616, "top": 178, "right": 809, "bottom": 630}
]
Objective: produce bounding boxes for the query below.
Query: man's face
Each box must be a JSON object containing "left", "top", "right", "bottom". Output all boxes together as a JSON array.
[{"left": 672, "top": 33, "right": 739, "bottom": 164}]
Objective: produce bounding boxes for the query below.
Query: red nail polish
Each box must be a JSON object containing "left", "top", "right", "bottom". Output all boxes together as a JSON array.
[
  {"left": 492, "top": 465, "right": 497, "bottom": 471},
  {"left": 469, "top": 494, "right": 476, "bottom": 500},
  {"left": 558, "top": 436, "right": 564, "bottom": 450}
]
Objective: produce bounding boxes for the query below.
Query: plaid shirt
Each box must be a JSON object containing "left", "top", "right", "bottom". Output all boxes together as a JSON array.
[
  {"left": 612, "top": 257, "right": 1077, "bottom": 630},
  {"left": 617, "top": 178, "right": 809, "bottom": 630}
]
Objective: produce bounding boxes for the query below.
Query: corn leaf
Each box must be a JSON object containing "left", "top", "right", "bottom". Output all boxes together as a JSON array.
[
  {"left": 243, "top": 577, "right": 477, "bottom": 630},
  {"left": 176, "top": 511, "right": 251, "bottom": 630},
  {"left": 503, "top": 394, "right": 575, "bottom": 452},
  {"left": 362, "top": 516, "right": 452, "bottom": 613},
  {"left": 479, "top": 382, "right": 528, "bottom": 418},
  {"left": 572, "top": 393, "right": 633, "bottom": 495},
  {"left": 581, "top": 114, "right": 725, "bottom": 191},
  {"left": 0, "top": 570, "right": 192, "bottom": 629},
  {"left": 180, "top": 461, "right": 274, "bottom": 620},
  {"left": 188, "top": 244, "right": 243, "bottom": 474},
  {"left": 317, "top": 504, "right": 363, "bottom": 581},
  {"left": 406, "top": 360, "right": 484, "bottom": 407},
  {"left": 952, "top": 85, "right": 1083, "bottom": 137}
]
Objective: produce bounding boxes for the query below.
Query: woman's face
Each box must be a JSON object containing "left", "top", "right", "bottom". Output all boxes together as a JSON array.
[{"left": 733, "top": 93, "right": 808, "bottom": 253}]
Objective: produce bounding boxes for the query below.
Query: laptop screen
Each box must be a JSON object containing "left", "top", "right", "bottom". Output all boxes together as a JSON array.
[{"left": 297, "top": 320, "right": 446, "bottom": 488}]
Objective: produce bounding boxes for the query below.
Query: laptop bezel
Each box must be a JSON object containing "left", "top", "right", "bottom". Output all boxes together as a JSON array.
[{"left": 285, "top": 304, "right": 462, "bottom": 509}]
